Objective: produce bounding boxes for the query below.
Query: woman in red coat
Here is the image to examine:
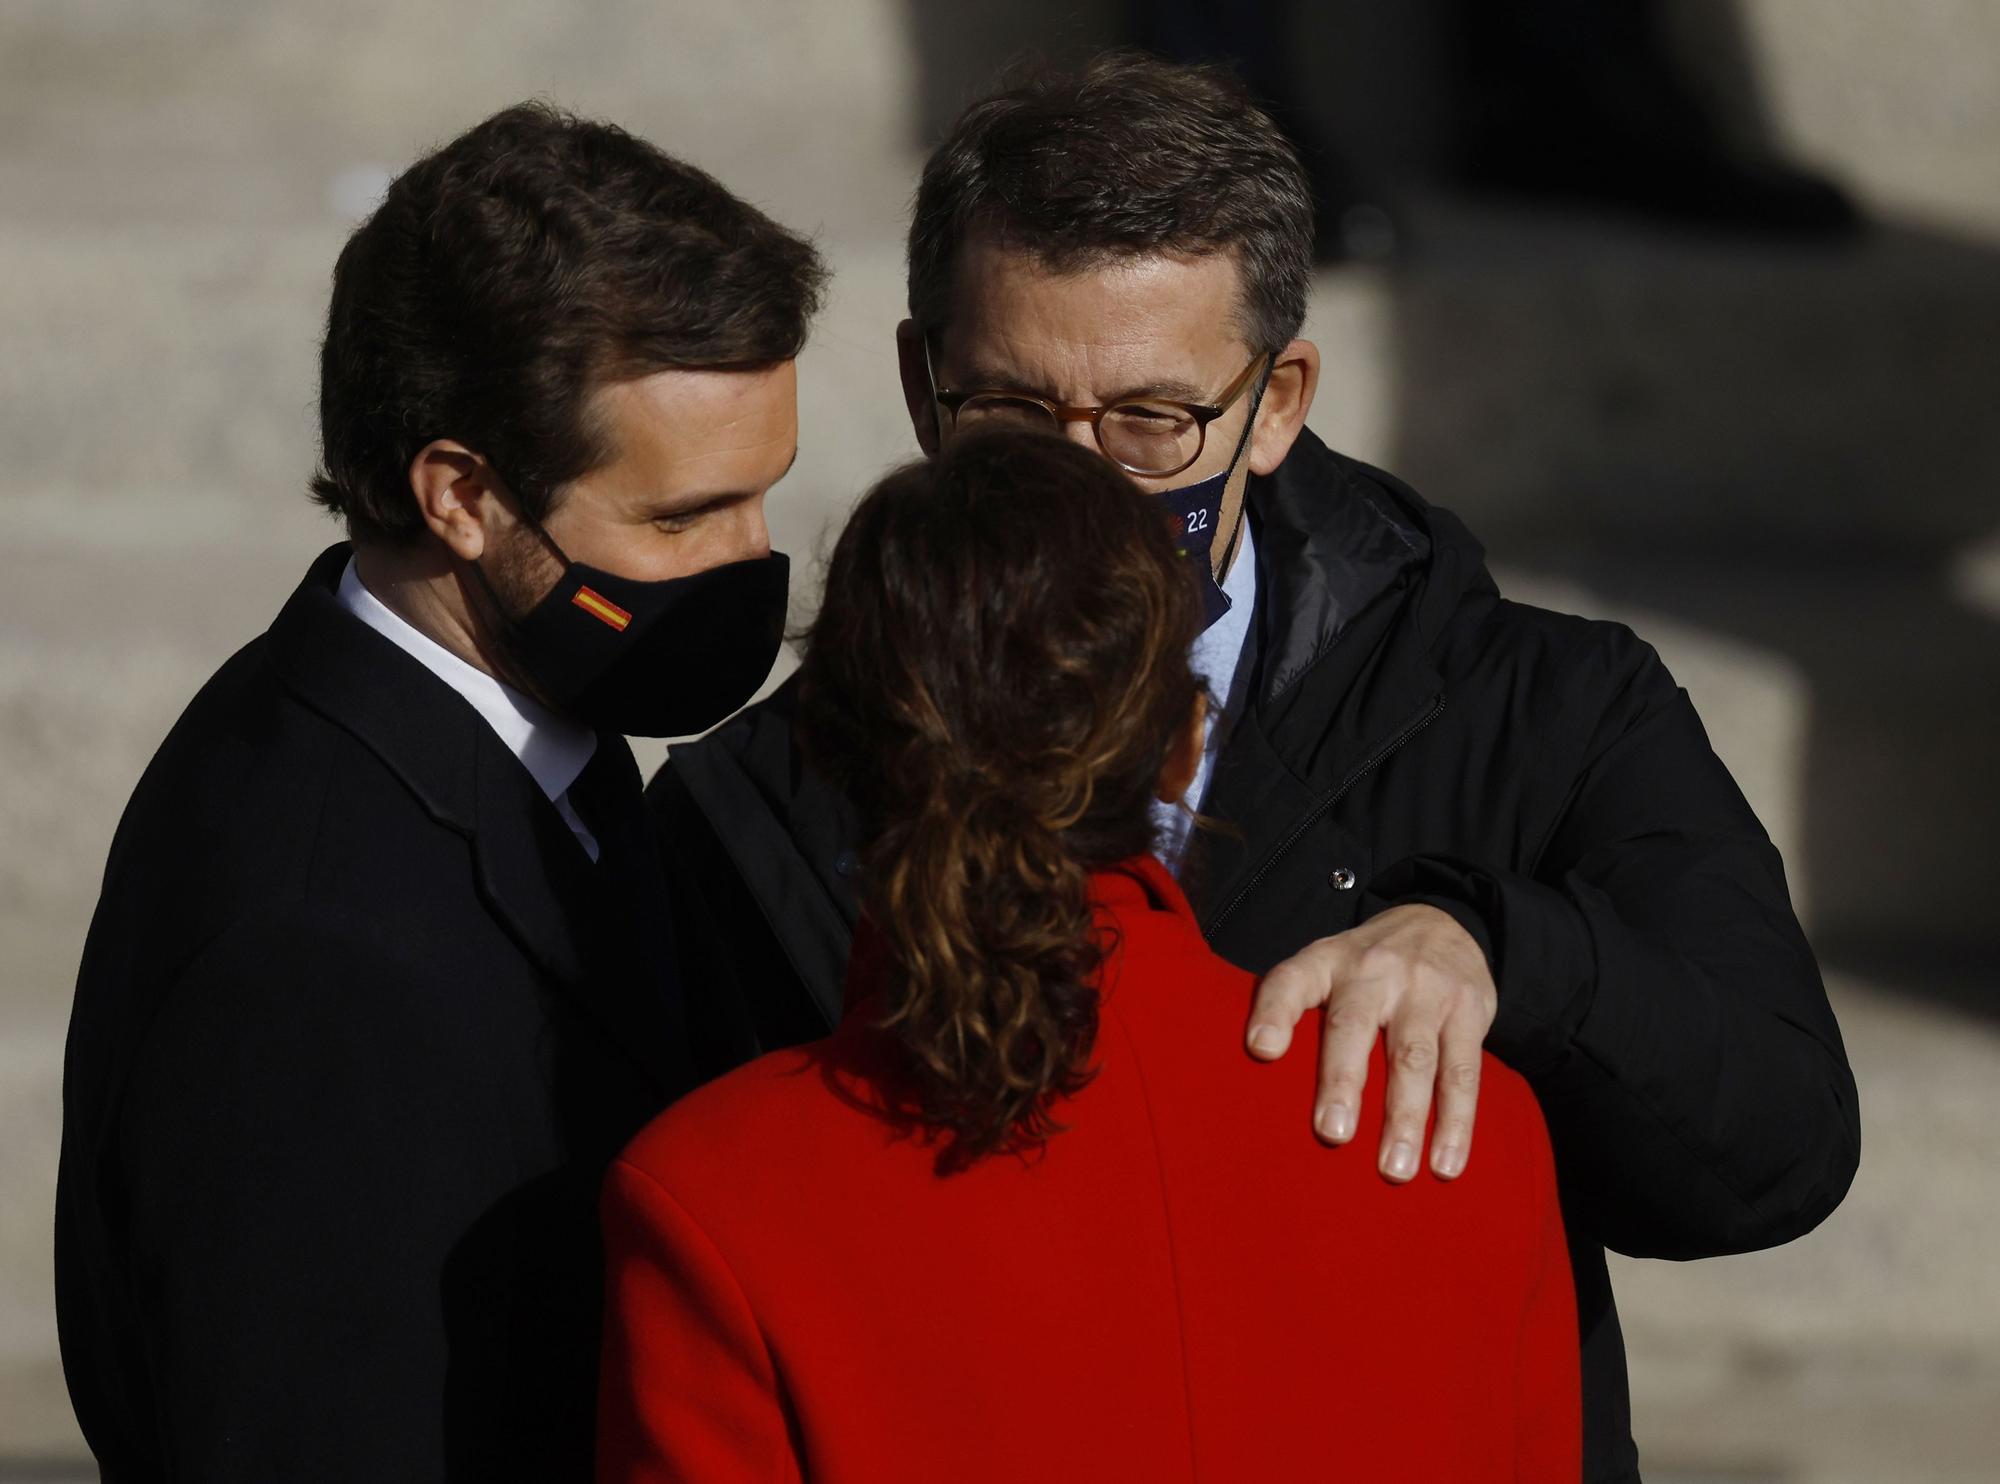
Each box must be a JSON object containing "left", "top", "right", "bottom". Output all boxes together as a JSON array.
[{"left": 598, "top": 433, "right": 1580, "bottom": 1481}]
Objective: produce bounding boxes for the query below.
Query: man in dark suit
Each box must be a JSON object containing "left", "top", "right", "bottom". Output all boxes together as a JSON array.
[{"left": 55, "top": 103, "right": 823, "bottom": 1480}]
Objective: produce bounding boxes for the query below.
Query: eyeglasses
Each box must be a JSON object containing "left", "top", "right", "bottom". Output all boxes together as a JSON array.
[{"left": 930, "top": 350, "right": 1271, "bottom": 479}]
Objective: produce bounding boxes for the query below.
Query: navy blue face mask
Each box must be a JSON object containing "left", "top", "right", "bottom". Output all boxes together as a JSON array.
[
  {"left": 481, "top": 531, "right": 790, "bottom": 738},
  {"left": 1159, "top": 377, "right": 1266, "bottom": 633}
]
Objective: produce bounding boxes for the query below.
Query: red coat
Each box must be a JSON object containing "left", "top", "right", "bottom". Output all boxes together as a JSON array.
[{"left": 599, "top": 857, "right": 1579, "bottom": 1481}]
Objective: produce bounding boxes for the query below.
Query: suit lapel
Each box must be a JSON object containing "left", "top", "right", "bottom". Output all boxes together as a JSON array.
[
  {"left": 270, "top": 544, "right": 484, "bottom": 832},
  {"left": 468, "top": 729, "right": 690, "bottom": 1098},
  {"left": 272, "top": 544, "right": 688, "bottom": 1100}
]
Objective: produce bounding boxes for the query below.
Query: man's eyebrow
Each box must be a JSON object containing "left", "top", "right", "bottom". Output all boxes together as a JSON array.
[
  {"left": 943, "top": 361, "right": 1040, "bottom": 393},
  {"left": 1110, "top": 377, "right": 1211, "bottom": 405},
  {"left": 947, "top": 365, "right": 1212, "bottom": 405},
  {"left": 651, "top": 447, "right": 799, "bottom": 515}
]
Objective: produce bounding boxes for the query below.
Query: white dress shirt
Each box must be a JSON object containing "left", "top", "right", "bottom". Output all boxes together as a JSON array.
[
  {"left": 337, "top": 558, "right": 602, "bottom": 861},
  {"left": 1153, "top": 515, "right": 1260, "bottom": 873}
]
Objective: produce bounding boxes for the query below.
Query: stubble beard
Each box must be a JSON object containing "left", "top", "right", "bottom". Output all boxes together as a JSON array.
[{"left": 464, "top": 522, "right": 567, "bottom": 708}]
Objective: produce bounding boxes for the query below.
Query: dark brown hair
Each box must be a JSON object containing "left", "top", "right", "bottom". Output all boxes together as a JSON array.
[
  {"left": 797, "top": 431, "right": 1203, "bottom": 1170},
  {"left": 907, "top": 51, "right": 1314, "bottom": 356},
  {"left": 311, "top": 102, "right": 827, "bottom": 546}
]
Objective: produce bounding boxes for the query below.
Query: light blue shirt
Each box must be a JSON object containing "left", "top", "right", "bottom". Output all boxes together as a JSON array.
[{"left": 1153, "top": 515, "right": 1259, "bottom": 873}]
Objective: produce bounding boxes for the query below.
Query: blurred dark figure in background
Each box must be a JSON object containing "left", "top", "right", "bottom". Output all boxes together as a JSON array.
[
  {"left": 652, "top": 53, "right": 1861, "bottom": 1484},
  {"left": 1130, "top": 0, "right": 1402, "bottom": 260},
  {"left": 1132, "top": 0, "right": 1859, "bottom": 256}
]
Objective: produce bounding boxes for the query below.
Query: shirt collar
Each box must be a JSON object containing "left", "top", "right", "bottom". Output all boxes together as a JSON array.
[
  {"left": 1190, "top": 513, "right": 1259, "bottom": 709},
  {"left": 336, "top": 557, "right": 596, "bottom": 804}
]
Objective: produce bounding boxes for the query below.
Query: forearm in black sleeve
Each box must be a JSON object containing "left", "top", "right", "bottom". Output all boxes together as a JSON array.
[
  {"left": 648, "top": 760, "right": 829, "bottom": 1067},
  {"left": 1371, "top": 638, "right": 1861, "bottom": 1260}
]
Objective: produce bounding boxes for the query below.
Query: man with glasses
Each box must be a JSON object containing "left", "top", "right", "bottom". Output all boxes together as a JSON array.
[
  {"left": 919, "top": 322, "right": 1276, "bottom": 869},
  {"left": 651, "top": 53, "right": 1858, "bottom": 1483}
]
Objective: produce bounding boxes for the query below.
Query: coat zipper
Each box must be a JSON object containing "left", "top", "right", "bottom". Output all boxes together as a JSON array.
[{"left": 1202, "top": 691, "right": 1446, "bottom": 935}]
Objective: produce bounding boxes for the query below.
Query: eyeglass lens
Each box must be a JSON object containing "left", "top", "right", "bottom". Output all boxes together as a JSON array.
[{"left": 953, "top": 395, "right": 1202, "bottom": 475}]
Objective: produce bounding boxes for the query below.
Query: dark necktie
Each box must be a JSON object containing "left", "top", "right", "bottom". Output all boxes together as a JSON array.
[
  {"left": 564, "top": 736, "right": 647, "bottom": 870},
  {"left": 563, "top": 735, "right": 695, "bottom": 1094}
]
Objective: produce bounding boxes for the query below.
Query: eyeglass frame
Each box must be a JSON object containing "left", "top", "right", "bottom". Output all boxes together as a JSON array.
[{"left": 925, "top": 340, "right": 1273, "bottom": 480}]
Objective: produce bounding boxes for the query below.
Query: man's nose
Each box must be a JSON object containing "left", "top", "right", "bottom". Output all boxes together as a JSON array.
[{"left": 736, "top": 497, "right": 772, "bottom": 559}]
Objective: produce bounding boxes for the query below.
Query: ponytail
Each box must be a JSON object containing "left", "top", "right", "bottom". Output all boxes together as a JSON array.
[
  {"left": 798, "top": 433, "right": 1203, "bottom": 1169},
  {"left": 867, "top": 749, "right": 1104, "bottom": 1168}
]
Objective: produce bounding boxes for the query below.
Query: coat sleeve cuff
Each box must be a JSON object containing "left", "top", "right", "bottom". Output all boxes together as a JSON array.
[{"left": 1357, "top": 887, "right": 1496, "bottom": 974}]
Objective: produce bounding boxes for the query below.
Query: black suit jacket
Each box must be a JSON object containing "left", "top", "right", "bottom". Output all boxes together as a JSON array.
[{"left": 56, "top": 544, "right": 694, "bottom": 1481}]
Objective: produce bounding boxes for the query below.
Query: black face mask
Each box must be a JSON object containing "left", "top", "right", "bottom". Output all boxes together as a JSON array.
[
  {"left": 1160, "top": 376, "right": 1267, "bottom": 633},
  {"left": 483, "top": 533, "right": 790, "bottom": 738},
  {"left": 1161, "top": 467, "right": 1237, "bottom": 633}
]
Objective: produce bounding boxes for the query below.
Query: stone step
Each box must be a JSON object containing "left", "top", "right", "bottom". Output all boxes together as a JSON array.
[
  {"left": 0, "top": 1024, "right": 76, "bottom": 1463},
  {"left": 1295, "top": 204, "right": 2000, "bottom": 971},
  {"left": 1496, "top": 553, "right": 2000, "bottom": 971},
  {"left": 1316, "top": 197, "right": 2000, "bottom": 559}
]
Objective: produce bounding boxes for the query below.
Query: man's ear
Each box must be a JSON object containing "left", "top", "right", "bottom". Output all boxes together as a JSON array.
[
  {"left": 409, "top": 440, "right": 505, "bottom": 563},
  {"left": 1156, "top": 692, "right": 1209, "bottom": 805},
  {"left": 895, "top": 318, "right": 943, "bottom": 458},
  {"left": 1246, "top": 338, "right": 1321, "bottom": 478}
]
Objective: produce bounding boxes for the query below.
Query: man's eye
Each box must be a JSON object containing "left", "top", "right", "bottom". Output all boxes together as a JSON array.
[{"left": 1109, "top": 403, "right": 1191, "bottom": 428}]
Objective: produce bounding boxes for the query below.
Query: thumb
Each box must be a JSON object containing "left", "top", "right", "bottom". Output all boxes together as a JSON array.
[{"left": 1245, "top": 938, "right": 1344, "bottom": 1059}]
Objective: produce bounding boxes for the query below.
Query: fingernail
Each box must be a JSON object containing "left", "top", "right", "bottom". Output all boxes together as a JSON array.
[
  {"left": 1383, "top": 1140, "right": 1418, "bottom": 1182},
  {"left": 1248, "top": 1026, "right": 1286, "bottom": 1057},
  {"left": 1432, "top": 1143, "right": 1464, "bottom": 1180},
  {"left": 1317, "top": 1102, "right": 1355, "bottom": 1144}
]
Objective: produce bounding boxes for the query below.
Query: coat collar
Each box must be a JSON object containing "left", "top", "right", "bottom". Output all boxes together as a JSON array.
[
  {"left": 270, "top": 544, "right": 485, "bottom": 834},
  {"left": 268, "top": 544, "right": 685, "bottom": 1097},
  {"left": 1090, "top": 854, "right": 1197, "bottom": 921},
  {"left": 1182, "top": 434, "right": 1478, "bottom": 925},
  {"left": 1246, "top": 429, "right": 1434, "bottom": 703}
]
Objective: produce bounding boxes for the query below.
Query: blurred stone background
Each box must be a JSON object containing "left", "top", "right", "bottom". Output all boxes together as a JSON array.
[{"left": 1, "top": 2, "right": 1995, "bottom": 1479}]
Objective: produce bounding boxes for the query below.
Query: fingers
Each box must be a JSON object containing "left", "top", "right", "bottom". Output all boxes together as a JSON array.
[
  {"left": 1250, "top": 917, "right": 1494, "bottom": 1180},
  {"left": 1428, "top": 1010, "right": 1485, "bottom": 1180},
  {"left": 1244, "top": 940, "right": 1341, "bottom": 1060},
  {"left": 1252, "top": 938, "right": 1385, "bottom": 1147},
  {"left": 1311, "top": 984, "right": 1383, "bottom": 1143},
  {"left": 1377, "top": 1011, "right": 1442, "bottom": 1184}
]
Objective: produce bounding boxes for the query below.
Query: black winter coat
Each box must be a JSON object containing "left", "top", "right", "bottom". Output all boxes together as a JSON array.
[
  {"left": 648, "top": 430, "right": 1861, "bottom": 1484},
  {"left": 57, "top": 545, "right": 695, "bottom": 1481}
]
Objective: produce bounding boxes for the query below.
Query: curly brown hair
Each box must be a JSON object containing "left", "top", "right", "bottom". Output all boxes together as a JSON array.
[{"left": 797, "top": 431, "right": 1204, "bottom": 1171}]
